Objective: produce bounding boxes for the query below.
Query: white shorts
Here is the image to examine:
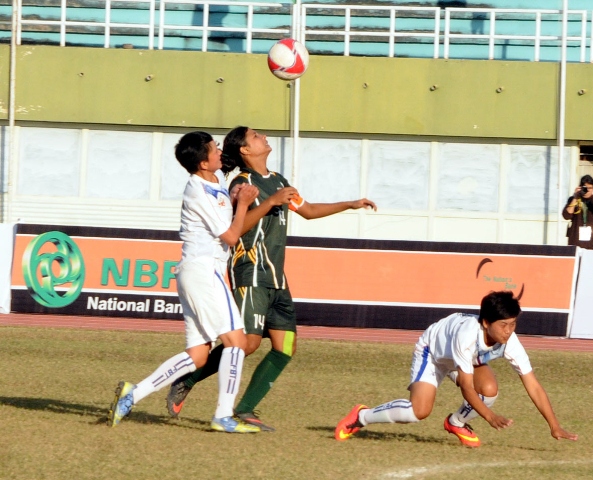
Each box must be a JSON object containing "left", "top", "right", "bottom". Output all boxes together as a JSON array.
[
  {"left": 176, "top": 257, "right": 244, "bottom": 349},
  {"left": 408, "top": 343, "right": 457, "bottom": 389}
]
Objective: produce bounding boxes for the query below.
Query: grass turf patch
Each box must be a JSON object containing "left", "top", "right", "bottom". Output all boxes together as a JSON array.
[{"left": 0, "top": 326, "right": 591, "bottom": 479}]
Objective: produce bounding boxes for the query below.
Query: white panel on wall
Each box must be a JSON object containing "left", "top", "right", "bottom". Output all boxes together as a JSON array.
[
  {"left": 18, "top": 127, "right": 81, "bottom": 196},
  {"left": 433, "top": 217, "right": 499, "bottom": 243},
  {"left": 160, "top": 132, "right": 199, "bottom": 201},
  {"left": 437, "top": 143, "right": 500, "bottom": 212},
  {"left": 506, "top": 145, "right": 571, "bottom": 215},
  {"left": 290, "top": 211, "right": 361, "bottom": 238},
  {"left": 501, "top": 219, "right": 557, "bottom": 245},
  {"left": 266, "top": 136, "right": 293, "bottom": 179},
  {"left": 364, "top": 214, "right": 429, "bottom": 241},
  {"left": 0, "top": 127, "right": 7, "bottom": 193},
  {"left": 298, "top": 138, "right": 361, "bottom": 203},
  {"left": 367, "top": 141, "right": 430, "bottom": 210},
  {"left": 86, "top": 131, "right": 153, "bottom": 199}
]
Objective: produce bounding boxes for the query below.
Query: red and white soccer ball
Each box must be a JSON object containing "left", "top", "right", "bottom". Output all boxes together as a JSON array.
[{"left": 267, "top": 38, "right": 310, "bottom": 81}]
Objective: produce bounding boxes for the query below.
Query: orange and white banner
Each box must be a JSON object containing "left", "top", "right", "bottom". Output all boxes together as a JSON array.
[{"left": 10, "top": 225, "right": 579, "bottom": 336}]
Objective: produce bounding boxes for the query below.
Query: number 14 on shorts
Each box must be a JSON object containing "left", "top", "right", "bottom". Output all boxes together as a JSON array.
[{"left": 254, "top": 314, "right": 265, "bottom": 330}]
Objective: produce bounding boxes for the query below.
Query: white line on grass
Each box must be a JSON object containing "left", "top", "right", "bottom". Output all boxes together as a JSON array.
[{"left": 382, "top": 459, "right": 593, "bottom": 479}]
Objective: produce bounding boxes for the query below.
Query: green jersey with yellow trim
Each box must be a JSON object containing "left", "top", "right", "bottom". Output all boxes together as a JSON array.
[{"left": 229, "top": 168, "right": 291, "bottom": 289}]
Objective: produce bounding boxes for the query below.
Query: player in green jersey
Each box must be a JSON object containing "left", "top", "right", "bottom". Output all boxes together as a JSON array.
[{"left": 166, "top": 126, "right": 376, "bottom": 430}]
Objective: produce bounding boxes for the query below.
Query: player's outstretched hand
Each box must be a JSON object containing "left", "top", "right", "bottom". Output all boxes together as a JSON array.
[
  {"left": 351, "top": 198, "right": 377, "bottom": 211},
  {"left": 236, "top": 185, "right": 259, "bottom": 206},
  {"left": 487, "top": 413, "right": 513, "bottom": 430},
  {"left": 551, "top": 425, "right": 578, "bottom": 441}
]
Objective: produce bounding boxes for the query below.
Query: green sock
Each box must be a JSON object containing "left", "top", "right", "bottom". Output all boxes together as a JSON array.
[
  {"left": 183, "top": 343, "right": 224, "bottom": 388},
  {"left": 235, "top": 348, "right": 291, "bottom": 414}
]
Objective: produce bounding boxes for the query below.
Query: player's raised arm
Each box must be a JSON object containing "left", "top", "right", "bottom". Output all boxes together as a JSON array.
[
  {"left": 519, "top": 371, "right": 578, "bottom": 441},
  {"left": 295, "top": 198, "right": 377, "bottom": 220},
  {"left": 239, "top": 186, "right": 299, "bottom": 235},
  {"left": 220, "top": 185, "right": 260, "bottom": 246}
]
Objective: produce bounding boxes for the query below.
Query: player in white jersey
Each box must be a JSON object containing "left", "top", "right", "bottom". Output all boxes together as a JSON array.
[
  {"left": 335, "top": 291, "right": 578, "bottom": 447},
  {"left": 108, "top": 131, "right": 261, "bottom": 433}
]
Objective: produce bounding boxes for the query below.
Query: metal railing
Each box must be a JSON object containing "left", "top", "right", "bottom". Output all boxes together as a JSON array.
[
  {"left": 156, "top": 0, "right": 289, "bottom": 52},
  {"left": 2, "top": 1, "right": 592, "bottom": 62},
  {"left": 300, "top": 4, "right": 441, "bottom": 58},
  {"left": 442, "top": 8, "right": 590, "bottom": 62},
  {"left": 14, "top": 0, "right": 156, "bottom": 49}
]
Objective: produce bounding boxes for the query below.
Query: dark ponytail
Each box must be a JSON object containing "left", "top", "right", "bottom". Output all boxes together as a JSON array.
[{"left": 221, "top": 126, "right": 249, "bottom": 174}]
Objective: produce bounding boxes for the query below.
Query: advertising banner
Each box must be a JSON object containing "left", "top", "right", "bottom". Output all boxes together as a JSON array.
[
  {"left": 11, "top": 225, "right": 578, "bottom": 336},
  {"left": 285, "top": 238, "right": 578, "bottom": 336},
  {"left": 11, "top": 225, "right": 183, "bottom": 319},
  {"left": 1, "top": 223, "right": 17, "bottom": 313}
]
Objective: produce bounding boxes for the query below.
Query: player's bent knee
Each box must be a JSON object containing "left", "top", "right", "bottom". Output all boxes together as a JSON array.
[
  {"left": 474, "top": 374, "right": 499, "bottom": 397},
  {"left": 412, "top": 404, "right": 432, "bottom": 420},
  {"left": 477, "top": 383, "right": 499, "bottom": 398},
  {"left": 245, "top": 336, "right": 262, "bottom": 355}
]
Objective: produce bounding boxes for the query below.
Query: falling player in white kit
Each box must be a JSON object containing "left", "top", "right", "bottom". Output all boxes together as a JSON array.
[
  {"left": 335, "top": 291, "right": 578, "bottom": 447},
  {"left": 108, "top": 131, "right": 261, "bottom": 433}
]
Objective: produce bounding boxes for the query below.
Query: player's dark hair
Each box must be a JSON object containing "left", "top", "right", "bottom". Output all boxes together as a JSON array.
[
  {"left": 174, "top": 131, "right": 214, "bottom": 174},
  {"left": 478, "top": 291, "right": 521, "bottom": 324},
  {"left": 221, "top": 126, "right": 249, "bottom": 174},
  {"left": 580, "top": 174, "right": 593, "bottom": 186}
]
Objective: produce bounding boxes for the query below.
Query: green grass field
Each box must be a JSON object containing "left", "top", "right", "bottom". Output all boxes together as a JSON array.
[{"left": 1, "top": 326, "right": 592, "bottom": 480}]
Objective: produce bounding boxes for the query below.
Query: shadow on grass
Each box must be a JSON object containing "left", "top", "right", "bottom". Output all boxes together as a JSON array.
[
  {"left": 0, "top": 396, "right": 211, "bottom": 429},
  {"left": 309, "top": 425, "right": 447, "bottom": 444},
  {"left": 311, "top": 425, "right": 554, "bottom": 452}
]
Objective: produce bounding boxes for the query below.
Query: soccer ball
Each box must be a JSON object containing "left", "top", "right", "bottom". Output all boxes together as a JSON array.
[{"left": 267, "top": 38, "right": 309, "bottom": 81}]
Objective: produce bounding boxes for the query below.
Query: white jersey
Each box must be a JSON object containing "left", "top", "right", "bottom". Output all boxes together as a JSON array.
[
  {"left": 177, "top": 170, "right": 232, "bottom": 268},
  {"left": 418, "top": 312, "right": 532, "bottom": 376}
]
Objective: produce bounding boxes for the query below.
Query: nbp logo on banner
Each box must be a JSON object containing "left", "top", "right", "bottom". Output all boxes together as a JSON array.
[{"left": 22, "top": 231, "right": 86, "bottom": 308}]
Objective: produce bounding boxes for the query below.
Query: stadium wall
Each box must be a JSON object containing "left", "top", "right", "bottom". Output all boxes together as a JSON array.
[
  {"left": 2, "top": 45, "right": 593, "bottom": 139},
  {"left": 0, "top": 44, "right": 591, "bottom": 245},
  {"left": 9, "top": 224, "right": 578, "bottom": 336}
]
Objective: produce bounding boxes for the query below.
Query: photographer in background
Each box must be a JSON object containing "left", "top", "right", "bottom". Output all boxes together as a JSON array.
[{"left": 563, "top": 174, "right": 593, "bottom": 248}]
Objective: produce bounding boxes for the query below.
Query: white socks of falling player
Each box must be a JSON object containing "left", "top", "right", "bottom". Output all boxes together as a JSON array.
[
  {"left": 359, "top": 399, "right": 420, "bottom": 426},
  {"left": 133, "top": 351, "right": 197, "bottom": 404},
  {"left": 214, "top": 347, "right": 246, "bottom": 419},
  {"left": 448, "top": 394, "right": 498, "bottom": 427}
]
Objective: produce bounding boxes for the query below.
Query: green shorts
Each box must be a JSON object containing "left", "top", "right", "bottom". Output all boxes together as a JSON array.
[{"left": 233, "top": 286, "right": 297, "bottom": 337}]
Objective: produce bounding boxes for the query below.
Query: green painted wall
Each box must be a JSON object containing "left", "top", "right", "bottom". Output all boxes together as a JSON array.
[
  {"left": 1, "top": 44, "right": 593, "bottom": 140},
  {"left": 1, "top": 45, "right": 290, "bottom": 130},
  {"left": 303, "top": 56, "right": 558, "bottom": 138}
]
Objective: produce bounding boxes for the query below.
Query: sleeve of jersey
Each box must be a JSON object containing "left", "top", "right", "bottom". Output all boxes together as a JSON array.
[
  {"left": 274, "top": 172, "right": 305, "bottom": 211},
  {"left": 504, "top": 333, "right": 533, "bottom": 375},
  {"left": 451, "top": 335, "right": 475, "bottom": 375},
  {"left": 186, "top": 185, "right": 230, "bottom": 238}
]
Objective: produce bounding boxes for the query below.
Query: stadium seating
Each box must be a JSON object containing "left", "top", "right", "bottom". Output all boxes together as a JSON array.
[{"left": 0, "top": 0, "right": 591, "bottom": 61}]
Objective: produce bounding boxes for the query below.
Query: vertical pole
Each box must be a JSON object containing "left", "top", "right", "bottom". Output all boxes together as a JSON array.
[
  {"left": 557, "top": 0, "right": 568, "bottom": 245},
  {"left": 289, "top": 0, "right": 302, "bottom": 236},
  {"left": 5, "top": 0, "right": 19, "bottom": 223}
]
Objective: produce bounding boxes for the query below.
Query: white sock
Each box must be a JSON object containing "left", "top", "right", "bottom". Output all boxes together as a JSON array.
[
  {"left": 360, "top": 399, "right": 419, "bottom": 426},
  {"left": 133, "top": 352, "right": 196, "bottom": 404},
  {"left": 449, "top": 394, "right": 498, "bottom": 426},
  {"left": 214, "top": 347, "right": 245, "bottom": 419}
]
